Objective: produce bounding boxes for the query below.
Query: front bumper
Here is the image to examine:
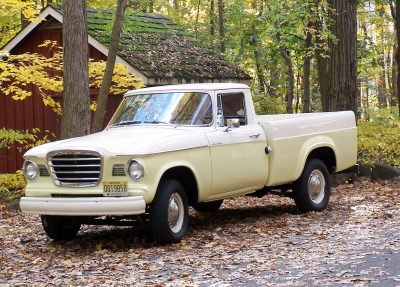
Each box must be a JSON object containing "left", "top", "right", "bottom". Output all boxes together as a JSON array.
[{"left": 20, "top": 196, "right": 146, "bottom": 216}]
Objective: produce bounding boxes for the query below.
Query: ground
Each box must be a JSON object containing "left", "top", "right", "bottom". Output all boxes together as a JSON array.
[{"left": 0, "top": 177, "right": 399, "bottom": 286}]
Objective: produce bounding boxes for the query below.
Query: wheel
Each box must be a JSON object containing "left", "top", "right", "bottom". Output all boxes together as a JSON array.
[
  {"left": 149, "top": 179, "right": 189, "bottom": 244},
  {"left": 41, "top": 215, "right": 81, "bottom": 240},
  {"left": 192, "top": 199, "right": 223, "bottom": 212},
  {"left": 292, "top": 159, "right": 331, "bottom": 213}
]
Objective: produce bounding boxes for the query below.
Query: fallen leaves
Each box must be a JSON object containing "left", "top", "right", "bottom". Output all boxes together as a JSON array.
[{"left": 1, "top": 177, "right": 400, "bottom": 286}]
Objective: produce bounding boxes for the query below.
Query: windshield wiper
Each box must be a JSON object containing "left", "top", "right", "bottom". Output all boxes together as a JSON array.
[
  {"left": 144, "top": 120, "right": 168, "bottom": 124},
  {"left": 116, "top": 120, "right": 142, "bottom": 126}
]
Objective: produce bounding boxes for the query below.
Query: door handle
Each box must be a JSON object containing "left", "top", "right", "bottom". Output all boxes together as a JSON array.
[{"left": 250, "top": 134, "right": 260, "bottom": 138}]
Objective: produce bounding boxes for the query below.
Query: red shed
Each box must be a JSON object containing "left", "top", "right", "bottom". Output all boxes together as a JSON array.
[{"left": 0, "top": 4, "right": 251, "bottom": 174}]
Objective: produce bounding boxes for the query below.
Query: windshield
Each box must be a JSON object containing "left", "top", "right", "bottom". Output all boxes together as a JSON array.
[{"left": 108, "top": 92, "right": 213, "bottom": 127}]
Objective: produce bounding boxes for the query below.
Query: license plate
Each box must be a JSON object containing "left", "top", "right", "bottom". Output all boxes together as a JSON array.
[{"left": 103, "top": 181, "right": 128, "bottom": 197}]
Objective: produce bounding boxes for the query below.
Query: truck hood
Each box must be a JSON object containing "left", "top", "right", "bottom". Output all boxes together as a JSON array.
[{"left": 24, "top": 126, "right": 210, "bottom": 158}]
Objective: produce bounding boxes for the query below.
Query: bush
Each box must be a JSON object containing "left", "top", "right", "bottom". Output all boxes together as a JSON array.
[
  {"left": 252, "top": 90, "right": 286, "bottom": 115},
  {"left": 357, "top": 107, "right": 400, "bottom": 168},
  {"left": 0, "top": 170, "right": 26, "bottom": 203}
]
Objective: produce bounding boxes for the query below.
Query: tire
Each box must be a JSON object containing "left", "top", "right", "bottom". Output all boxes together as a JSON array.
[
  {"left": 41, "top": 215, "right": 81, "bottom": 240},
  {"left": 149, "top": 179, "right": 189, "bottom": 244},
  {"left": 292, "top": 159, "right": 331, "bottom": 213},
  {"left": 192, "top": 199, "right": 223, "bottom": 212}
]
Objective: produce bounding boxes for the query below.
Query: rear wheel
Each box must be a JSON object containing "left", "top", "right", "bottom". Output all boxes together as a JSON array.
[
  {"left": 41, "top": 215, "right": 81, "bottom": 240},
  {"left": 149, "top": 179, "right": 189, "bottom": 244},
  {"left": 192, "top": 199, "right": 223, "bottom": 212},
  {"left": 292, "top": 159, "right": 331, "bottom": 212}
]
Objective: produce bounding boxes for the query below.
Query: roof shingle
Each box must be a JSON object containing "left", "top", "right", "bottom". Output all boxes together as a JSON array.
[{"left": 50, "top": 4, "right": 250, "bottom": 81}]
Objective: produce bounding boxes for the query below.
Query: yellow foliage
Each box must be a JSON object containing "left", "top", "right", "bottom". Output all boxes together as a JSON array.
[
  {"left": 0, "top": 1, "right": 41, "bottom": 47},
  {"left": 0, "top": 170, "right": 26, "bottom": 202},
  {"left": 0, "top": 42, "right": 144, "bottom": 116}
]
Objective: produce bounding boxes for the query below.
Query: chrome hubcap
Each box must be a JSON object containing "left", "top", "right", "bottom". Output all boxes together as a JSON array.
[
  {"left": 308, "top": 169, "right": 325, "bottom": 204},
  {"left": 168, "top": 193, "right": 184, "bottom": 233}
]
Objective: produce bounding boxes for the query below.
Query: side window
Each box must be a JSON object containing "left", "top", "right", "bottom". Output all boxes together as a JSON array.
[{"left": 217, "top": 93, "right": 246, "bottom": 126}]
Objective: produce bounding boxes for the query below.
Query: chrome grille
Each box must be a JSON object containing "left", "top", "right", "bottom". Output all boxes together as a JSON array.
[{"left": 47, "top": 151, "right": 102, "bottom": 187}]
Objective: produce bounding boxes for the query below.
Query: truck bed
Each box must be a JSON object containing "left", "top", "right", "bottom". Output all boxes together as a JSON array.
[{"left": 256, "top": 111, "right": 357, "bottom": 187}]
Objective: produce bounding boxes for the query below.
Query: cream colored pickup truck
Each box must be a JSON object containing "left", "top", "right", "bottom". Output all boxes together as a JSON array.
[{"left": 20, "top": 83, "right": 357, "bottom": 243}]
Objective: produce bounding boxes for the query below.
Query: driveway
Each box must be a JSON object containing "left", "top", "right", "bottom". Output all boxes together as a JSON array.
[{"left": 0, "top": 177, "right": 399, "bottom": 286}]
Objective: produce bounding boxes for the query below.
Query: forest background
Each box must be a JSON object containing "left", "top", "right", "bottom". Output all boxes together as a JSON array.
[{"left": 1, "top": 0, "right": 400, "bottom": 200}]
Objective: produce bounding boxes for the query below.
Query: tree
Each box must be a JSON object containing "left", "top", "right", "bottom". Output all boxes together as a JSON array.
[
  {"left": 91, "top": 0, "right": 128, "bottom": 133},
  {"left": 392, "top": 0, "right": 400, "bottom": 117},
  {"left": 275, "top": 21, "right": 294, "bottom": 114},
  {"left": 324, "top": 0, "right": 357, "bottom": 114},
  {"left": 218, "top": 0, "right": 225, "bottom": 53},
  {"left": 61, "top": 0, "right": 91, "bottom": 140}
]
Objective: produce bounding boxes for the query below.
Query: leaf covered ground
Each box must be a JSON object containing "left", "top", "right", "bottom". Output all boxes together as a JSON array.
[{"left": 1, "top": 177, "right": 400, "bottom": 286}]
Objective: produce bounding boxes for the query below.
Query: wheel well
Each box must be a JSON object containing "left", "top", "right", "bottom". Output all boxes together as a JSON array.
[
  {"left": 307, "top": 147, "right": 336, "bottom": 173},
  {"left": 159, "top": 166, "right": 198, "bottom": 206}
]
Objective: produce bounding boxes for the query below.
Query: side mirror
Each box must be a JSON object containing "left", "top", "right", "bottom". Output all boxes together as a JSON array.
[
  {"left": 227, "top": 118, "right": 240, "bottom": 128},
  {"left": 224, "top": 118, "right": 240, "bottom": 132}
]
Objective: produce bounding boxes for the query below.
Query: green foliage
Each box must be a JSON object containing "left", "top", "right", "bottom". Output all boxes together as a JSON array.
[
  {"left": 0, "top": 128, "right": 52, "bottom": 152},
  {"left": 357, "top": 107, "right": 400, "bottom": 167},
  {"left": 252, "top": 89, "right": 286, "bottom": 115},
  {"left": 0, "top": 170, "right": 26, "bottom": 202}
]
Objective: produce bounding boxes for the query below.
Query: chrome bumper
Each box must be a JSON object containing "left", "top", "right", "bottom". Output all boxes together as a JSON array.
[{"left": 20, "top": 196, "right": 146, "bottom": 216}]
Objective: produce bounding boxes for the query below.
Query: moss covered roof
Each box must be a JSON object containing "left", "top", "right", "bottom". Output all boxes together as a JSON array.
[{"left": 49, "top": 4, "right": 250, "bottom": 81}]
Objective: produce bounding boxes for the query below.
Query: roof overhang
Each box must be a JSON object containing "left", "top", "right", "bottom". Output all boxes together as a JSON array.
[{"left": 147, "top": 77, "right": 251, "bottom": 86}]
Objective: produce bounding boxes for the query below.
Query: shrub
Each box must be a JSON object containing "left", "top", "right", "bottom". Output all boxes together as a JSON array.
[
  {"left": 0, "top": 170, "right": 26, "bottom": 203},
  {"left": 357, "top": 107, "right": 400, "bottom": 168}
]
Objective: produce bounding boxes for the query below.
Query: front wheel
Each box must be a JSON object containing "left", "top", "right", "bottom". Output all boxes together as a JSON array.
[
  {"left": 149, "top": 179, "right": 189, "bottom": 244},
  {"left": 41, "top": 215, "right": 81, "bottom": 240},
  {"left": 292, "top": 159, "right": 331, "bottom": 213}
]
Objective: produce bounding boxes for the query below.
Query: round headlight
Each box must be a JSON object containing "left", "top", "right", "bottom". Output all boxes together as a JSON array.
[
  {"left": 126, "top": 159, "right": 144, "bottom": 181},
  {"left": 23, "top": 160, "right": 39, "bottom": 181}
]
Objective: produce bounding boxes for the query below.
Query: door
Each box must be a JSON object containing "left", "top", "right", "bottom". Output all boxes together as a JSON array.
[{"left": 205, "top": 92, "right": 265, "bottom": 196}]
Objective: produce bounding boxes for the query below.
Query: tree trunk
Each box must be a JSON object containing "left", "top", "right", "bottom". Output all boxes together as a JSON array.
[
  {"left": 218, "top": 0, "right": 225, "bottom": 53},
  {"left": 21, "top": 0, "right": 30, "bottom": 29},
  {"left": 392, "top": 46, "right": 398, "bottom": 106},
  {"left": 396, "top": 0, "right": 400, "bottom": 118},
  {"left": 195, "top": 0, "right": 201, "bottom": 38},
  {"left": 377, "top": 53, "right": 388, "bottom": 108},
  {"left": 295, "top": 70, "right": 300, "bottom": 113},
  {"left": 275, "top": 21, "right": 294, "bottom": 114},
  {"left": 313, "top": 11, "right": 329, "bottom": 111},
  {"left": 61, "top": 0, "right": 91, "bottom": 139},
  {"left": 326, "top": 0, "right": 357, "bottom": 115},
  {"left": 148, "top": 0, "right": 154, "bottom": 13},
  {"left": 388, "top": 0, "right": 399, "bottom": 109},
  {"left": 210, "top": 0, "right": 215, "bottom": 37},
  {"left": 302, "top": 27, "right": 312, "bottom": 113},
  {"left": 91, "top": 0, "right": 128, "bottom": 134},
  {"left": 377, "top": 27, "right": 387, "bottom": 108},
  {"left": 254, "top": 49, "right": 266, "bottom": 93}
]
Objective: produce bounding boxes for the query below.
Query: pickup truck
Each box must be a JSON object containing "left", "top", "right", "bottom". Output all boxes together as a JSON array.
[{"left": 20, "top": 83, "right": 357, "bottom": 243}]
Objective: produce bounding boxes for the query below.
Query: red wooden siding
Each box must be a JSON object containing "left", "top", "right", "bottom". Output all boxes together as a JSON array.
[{"left": 0, "top": 19, "right": 123, "bottom": 174}]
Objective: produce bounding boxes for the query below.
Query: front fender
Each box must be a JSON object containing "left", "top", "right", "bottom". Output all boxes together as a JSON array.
[{"left": 143, "top": 146, "right": 212, "bottom": 203}]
